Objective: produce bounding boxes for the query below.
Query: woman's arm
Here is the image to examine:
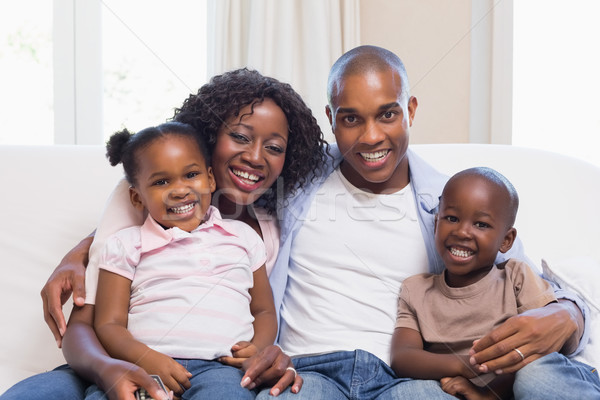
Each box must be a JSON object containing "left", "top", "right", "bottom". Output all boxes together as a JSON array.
[
  {"left": 62, "top": 303, "right": 170, "bottom": 400},
  {"left": 42, "top": 233, "right": 94, "bottom": 347},
  {"left": 94, "top": 269, "right": 191, "bottom": 396},
  {"left": 391, "top": 327, "right": 478, "bottom": 380},
  {"left": 42, "top": 178, "right": 144, "bottom": 347}
]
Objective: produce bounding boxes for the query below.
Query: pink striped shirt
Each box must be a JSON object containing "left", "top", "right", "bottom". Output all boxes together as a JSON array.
[{"left": 98, "top": 206, "right": 266, "bottom": 359}]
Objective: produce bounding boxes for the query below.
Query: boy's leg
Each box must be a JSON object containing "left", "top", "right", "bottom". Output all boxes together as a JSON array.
[
  {"left": 513, "top": 352, "right": 600, "bottom": 400},
  {"left": 0, "top": 364, "right": 89, "bottom": 400},
  {"left": 180, "top": 359, "right": 256, "bottom": 400}
]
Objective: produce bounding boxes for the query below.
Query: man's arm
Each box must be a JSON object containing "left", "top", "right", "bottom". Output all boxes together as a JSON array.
[{"left": 469, "top": 300, "right": 582, "bottom": 374}]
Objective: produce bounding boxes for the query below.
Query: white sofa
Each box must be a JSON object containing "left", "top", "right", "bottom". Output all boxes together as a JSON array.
[{"left": 0, "top": 144, "right": 598, "bottom": 394}]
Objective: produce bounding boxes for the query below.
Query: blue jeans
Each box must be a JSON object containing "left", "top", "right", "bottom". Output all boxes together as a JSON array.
[
  {"left": 0, "top": 364, "right": 89, "bottom": 400},
  {"left": 513, "top": 352, "right": 600, "bottom": 399},
  {"left": 255, "top": 350, "right": 454, "bottom": 400},
  {"left": 374, "top": 352, "right": 600, "bottom": 400},
  {"left": 84, "top": 358, "right": 256, "bottom": 400}
]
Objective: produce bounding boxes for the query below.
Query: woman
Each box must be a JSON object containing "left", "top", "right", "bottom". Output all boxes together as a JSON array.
[{"left": 3, "top": 68, "right": 327, "bottom": 400}]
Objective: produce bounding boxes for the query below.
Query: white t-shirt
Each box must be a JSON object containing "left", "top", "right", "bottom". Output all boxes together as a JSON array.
[{"left": 278, "top": 168, "right": 429, "bottom": 364}]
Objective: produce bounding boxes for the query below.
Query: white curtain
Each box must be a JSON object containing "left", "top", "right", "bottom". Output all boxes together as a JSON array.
[{"left": 207, "top": 0, "right": 360, "bottom": 141}]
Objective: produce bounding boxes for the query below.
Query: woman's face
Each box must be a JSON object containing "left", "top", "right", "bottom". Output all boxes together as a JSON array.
[{"left": 211, "top": 98, "right": 289, "bottom": 209}]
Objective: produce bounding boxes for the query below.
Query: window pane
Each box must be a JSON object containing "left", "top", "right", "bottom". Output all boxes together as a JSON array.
[
  {"left": 0, "top": 1, "right": 53, "bottom": 144},
  {"left": 102, "top": 0, "right": 207, "bottom": 141},
  {"left": 513, "top": 0, "right": 600, "bottom": 167}
]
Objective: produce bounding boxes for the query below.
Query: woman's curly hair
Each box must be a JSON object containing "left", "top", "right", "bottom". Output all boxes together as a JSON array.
[{"left": 172, "top": 68, "right": 328, "bottom": 212}]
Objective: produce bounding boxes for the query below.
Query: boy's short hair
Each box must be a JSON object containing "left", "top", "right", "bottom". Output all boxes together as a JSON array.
[{"left": 446, "top": 167, "right": 519, "bottom": 227}]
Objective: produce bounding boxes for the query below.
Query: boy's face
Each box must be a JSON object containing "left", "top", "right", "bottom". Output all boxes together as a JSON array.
[
  {"left": 326, "top": 68, "right": 417, "bottom": 194},
  {"left": 130, "top": 135, "right": 216, "bottom": 232},
  {"left": 435, "top": 175, "right": 516, "bottom": 287}
]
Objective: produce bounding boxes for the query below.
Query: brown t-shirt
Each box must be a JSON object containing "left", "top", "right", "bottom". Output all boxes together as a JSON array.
[{"left": 396, "top": 259, "right": 556, "bottom": 356}]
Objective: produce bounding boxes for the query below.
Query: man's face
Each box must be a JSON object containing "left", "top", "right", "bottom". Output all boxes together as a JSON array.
[{"left": 326, "top": 68, "right": 417, "bottom": 194}]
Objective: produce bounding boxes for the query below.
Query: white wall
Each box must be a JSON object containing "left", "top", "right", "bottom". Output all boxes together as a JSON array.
[{"left": 359, "top": 0, "right": 476, "bottom": 144}]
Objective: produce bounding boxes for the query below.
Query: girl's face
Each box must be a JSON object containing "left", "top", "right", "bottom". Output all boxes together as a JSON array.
[
  {"left": 129, "top": 135, "right": 216, "bottom": 232},
  {"left": 211, "top": 98, "right": 289, "bottom": 210}
]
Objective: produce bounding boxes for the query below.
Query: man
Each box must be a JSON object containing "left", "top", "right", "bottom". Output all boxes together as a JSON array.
[{"left": 244, "top": 45, "right": 589, "bottom": 399}]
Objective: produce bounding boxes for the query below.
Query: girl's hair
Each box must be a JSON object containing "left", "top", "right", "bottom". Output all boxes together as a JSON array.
[
  {"left": 172, "top": 68, "right": 328, "bottom": 211},
  {"left": 106, "top": 121, "right": 210, "bottom": 186}
]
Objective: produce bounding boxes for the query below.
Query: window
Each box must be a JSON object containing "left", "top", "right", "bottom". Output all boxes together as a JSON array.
[
  {"left": 102, "top": 1, "right": 208, "bottom": 142},
  {"left": 0, "top": 0, "right": 207, "bottom": 145},
  {"left": 0, "top": 1, "right": 53, "bottom": 144},
  {"left": 512, "top": 0, "right": 600, "bottom": 168}
]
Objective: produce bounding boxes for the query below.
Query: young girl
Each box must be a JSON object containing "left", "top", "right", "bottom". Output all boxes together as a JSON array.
[
  {"left": 87, "top": 122, "right": 276, "bottom": 400},
  {"left": 0, "top": 68, "right": 326, "bottom": 400},
  {"left": 391, "top": 167, "right": 600, "bottom": 399}
]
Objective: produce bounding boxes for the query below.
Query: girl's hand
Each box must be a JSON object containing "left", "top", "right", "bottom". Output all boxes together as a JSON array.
[
  {"left": 137, "top": 350, "right": 192, "bottom": 398},
  {"left": 240, "top": 345, "right": 302, "bottom": 396},
  {"left": 218, "top": 341, "right": 258, "bottom": 368}
]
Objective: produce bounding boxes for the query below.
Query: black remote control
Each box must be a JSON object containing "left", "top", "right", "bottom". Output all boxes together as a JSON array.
[{"left": 135, "top": 375, "right": 168, "bottom": 400}]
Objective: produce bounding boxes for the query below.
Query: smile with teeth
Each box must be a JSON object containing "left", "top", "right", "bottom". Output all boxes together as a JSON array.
[
  {"left": 169, "top": 202, "right": 196, "bottom": 214},
  {"left": 232, "top": 168, "right": 260, "bottom": 183},
  {"left": 360, "top": 150, "right": 389, "bottom": 162},
  {"left": 449, "top": 246, "right": 474, "bottom": 258}
]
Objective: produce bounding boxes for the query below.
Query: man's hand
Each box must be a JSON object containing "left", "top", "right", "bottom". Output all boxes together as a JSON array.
[
  {"left": 41, "top": 235, "right": 92, "bottom": 347},
  {"left": 241, "top": 345, "right": 302, "bottom": 396},
  {"left": 469, "top": 302, "right": 578, "bottom": 374}
]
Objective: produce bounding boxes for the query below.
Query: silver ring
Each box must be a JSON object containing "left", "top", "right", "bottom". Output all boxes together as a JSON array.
[
  {"left": 286, "top": 366, "right": 297, "bottom": 378},
  {"left": 514, "top": 348, "right": 525, "bottom": 361}
]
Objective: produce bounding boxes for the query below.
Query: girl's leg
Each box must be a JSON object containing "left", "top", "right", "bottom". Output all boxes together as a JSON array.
[{"left": 180, "top": 359, "right": 256, "bottom": 400}]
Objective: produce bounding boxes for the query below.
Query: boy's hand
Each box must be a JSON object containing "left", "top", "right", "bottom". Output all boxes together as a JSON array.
[
  {"left": 218, "top": 341, "right": 258, "bottom": 368},
  {"left": 137, "top": 350, "right": 191, "bottom": 398}
]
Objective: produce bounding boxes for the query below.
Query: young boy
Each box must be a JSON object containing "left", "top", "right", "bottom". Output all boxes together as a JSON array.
[
  {"left": 246, "top": 46, "right": 590, "bottom": 399},
  {"left": 391, "top": 167, "right": 600, "bottom": 399}
]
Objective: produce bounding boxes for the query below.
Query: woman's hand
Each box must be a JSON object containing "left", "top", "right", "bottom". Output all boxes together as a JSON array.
[
  {"left": 241, "top": 345, "right": 302, "bottom": 396},
  {"left": 97, "top": 359, "right": 172, "bottom": 400},
  {"left": 469, "top": 302, "right": 579, "bottom": 374},
  {"left": 41, "top": 235, "right": 93, "bottom": 347},
  {"left": 218, "top": 341, "right": 259, "bottom": 368}
]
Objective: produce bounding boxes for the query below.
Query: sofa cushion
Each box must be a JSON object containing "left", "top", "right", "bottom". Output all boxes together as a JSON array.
[{"left": 542, "top": 257, "right": 600, "bottom": 366}]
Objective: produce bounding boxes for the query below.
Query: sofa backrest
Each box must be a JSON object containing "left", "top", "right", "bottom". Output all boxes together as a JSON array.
[{"left": 0, "top": 144, "right": 598, "bottom": 393}]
